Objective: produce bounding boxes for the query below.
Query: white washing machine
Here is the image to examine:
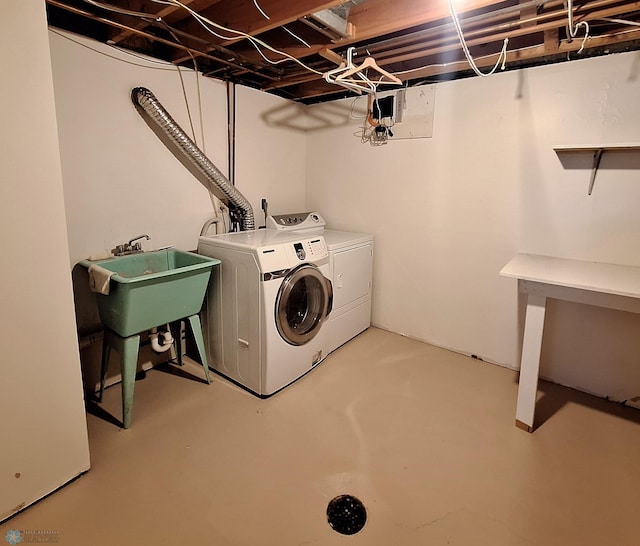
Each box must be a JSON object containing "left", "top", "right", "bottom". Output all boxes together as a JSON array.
[
  {"left": 267, "top": 212, "right": 374, "bottom": 354},
  {"left": 197, "top": 229, "right": 333, "bottom": 397}
]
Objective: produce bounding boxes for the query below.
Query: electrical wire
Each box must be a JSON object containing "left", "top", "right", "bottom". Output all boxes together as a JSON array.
[
  {"left": 396, "top": 16, "right": 639, "bottom": 82},
  {"left": 81, "top": 0, "right": 211, "bottom": 47},
  {"left": 82, "top": 0, "right": 215, "bottom": 150},
  {"left": 150, "top": 0, "right": 323, "bottom": 75},
  {"left": 598, "top": 17, "right": 640, "bottom": 28},
  {"left": 51, "top": 28, "right": 206, "bottom": 155},
  {"left": 50, "top": 28, "right": 180, "bottom": 70},
  {"left": 160, "top": 20, "right": 206, "bottom": 150},
  {"left": 82, "top": 0, "right": 156, "bottom": 19},
  {"left": 251, "top": 0, "right": 311, "bottom": 49},
  {"left": 175, "top": 64, "right": 197, "bottom": 142},
  {"left": 83, "top": 0, "right": 361, "bottom": 86},
  {"left": 253, "top": 0, "right": 270, "bottom": 20},
  {"left": 106, "top": 42, "right": 186, "bottom": 66},
  {"left": 283, "top": 26, "right": 311, "bottom": 48},
  {"left": 393, "top": 51, "right": 503, "bottom": 77},
  {"left": 567, "top": 0, "right": 590, "bottom": 54},
  {"left": 447, "top": 0, "right": 509, "bottom": 77},
  {"left": 152, "top": 0, "right": 240, "bottom": 41},
  {"left": 393, "top": 62, "right": 450, "bottom": 77},
  {"left": 349, "top": 90, "right": 389, "bottom": 146}
]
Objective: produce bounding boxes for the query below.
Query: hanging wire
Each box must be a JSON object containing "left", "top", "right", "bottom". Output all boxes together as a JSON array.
[
  {"left": 283, "top": 26, "right": 311, "bottom": 48},
  {"left": 151, "top": 0, "right": 322, "bottom": 73},
  {"left": 173, "top": 62, "right": 197, "bottom": 143},
  {"left": 447, "top": 0, "right": 509, "bottom": 78},
  {"left": 598, "top": 17, "right": 640, "bottom": 28},
  {"left": 160, "top": 20, "right": 206, "bottom": 150},
  {"left": 567, "top": 0, "right": 590, "bottom": 54},
  {"left": 253, "top": 0, "right": 270, "bottom": 20},
  {"left": 52, "top": 27, "right": 206, "bottom": 151},
  {"left": 50, "top": 28, "right": 180, "bottom": 71},
  {"left": 82, "top": 0, "right": 156, "bottom": 19},
  {"left": 252, "top": 0, "right": 311, "bottom": 48}
]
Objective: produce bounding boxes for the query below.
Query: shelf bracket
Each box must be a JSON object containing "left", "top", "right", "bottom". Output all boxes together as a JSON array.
[
  {"left": 554, "top": 144, "right": 640, "bottom": 195},
  {"left": 587, "top": 148, "right": 604, "bottom": 195}
]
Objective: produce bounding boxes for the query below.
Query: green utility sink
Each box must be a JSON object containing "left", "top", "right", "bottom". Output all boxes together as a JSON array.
[{"left": 80, "top": 250, "right": 220, "bottom": 337}]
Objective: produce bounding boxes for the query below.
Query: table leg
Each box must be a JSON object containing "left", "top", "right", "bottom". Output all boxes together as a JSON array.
[{"left": 515, "top": 293, "right": 547, "bottom": 432}]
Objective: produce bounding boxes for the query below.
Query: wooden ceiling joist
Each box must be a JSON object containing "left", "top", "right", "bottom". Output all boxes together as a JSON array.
[{"left": 45, "top": 0, "right": 640, "bottom": 103}]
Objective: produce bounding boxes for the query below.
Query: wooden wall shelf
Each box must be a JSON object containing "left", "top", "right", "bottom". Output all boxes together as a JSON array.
[{"left": 553, "top": 144, "right": 640, "bottom": 195}]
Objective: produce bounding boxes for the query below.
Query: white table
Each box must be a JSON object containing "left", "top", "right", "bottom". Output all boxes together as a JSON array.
[{"left": 500, "top": 254, "right": 640, "bottom": 432}]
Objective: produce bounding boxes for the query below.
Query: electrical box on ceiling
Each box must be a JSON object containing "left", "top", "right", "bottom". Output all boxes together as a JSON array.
[{"left": 373, "top": 96, "right": 394, "bottom": 120}]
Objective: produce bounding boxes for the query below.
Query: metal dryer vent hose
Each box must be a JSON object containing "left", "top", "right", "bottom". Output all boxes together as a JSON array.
[{"left": 131, "top": 86, "right": 255, "bottom": 231}]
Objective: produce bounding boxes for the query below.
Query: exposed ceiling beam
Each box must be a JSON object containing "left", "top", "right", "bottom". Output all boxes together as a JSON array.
[
  {"left": 346, "top": 0, "right": 507, "bottom": 43},
  {"left": 107, "top": 0, "right": 208, "bottom": 44},
  {"left": 46, "top": 0, "right": 279, "bottom": 79},
  {"left": 170, "top": 0, "right": 348, "bottom": 63},
  {"left": 268, "top": 0, "right": 640, "bottom": 100},
  {"left": 180, "top": 0, "right": 514, "bottom": 68},
  {"left": 45, "top": 0, "right": 640, "bottom": 104}
]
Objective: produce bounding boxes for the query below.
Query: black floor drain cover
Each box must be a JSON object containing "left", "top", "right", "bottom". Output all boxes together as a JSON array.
[{"left": 327, "top": 494, "right": 367, "bottom": 535}]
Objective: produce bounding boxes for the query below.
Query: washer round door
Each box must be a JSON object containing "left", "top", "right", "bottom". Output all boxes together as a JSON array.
[{"left": 275, "top": 264, "right": 333, "bottom": 346}]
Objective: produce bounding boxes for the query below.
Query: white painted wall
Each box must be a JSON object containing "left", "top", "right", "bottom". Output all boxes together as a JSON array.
[
  {"left": 6, "top": 1, "right": 634, "bottom": 521},
  {"left": 49, "top": 30, "right": 228, "bottom": 265},
  {"left": 49, "top": 31, "right": 308, "bottom": 264},
  {"left": 235, "top": 86, "right": 307, "bottom": 223},
  {"left": 0, "top": 2, "right": 90, "bottom": 521},
  {"left": 45, "top": 25, "right": 640, "bottom": 406},
  {"left": 306, "top": 52, "right": 640, "bottom": 405},
  {"left": 48, "top": 31, "right": 308, "bottom": 334}
]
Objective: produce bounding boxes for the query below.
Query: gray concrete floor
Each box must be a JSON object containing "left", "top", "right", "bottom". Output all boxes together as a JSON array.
[{"left": 3, "top": 327, "right": 640, "bottom": 545}]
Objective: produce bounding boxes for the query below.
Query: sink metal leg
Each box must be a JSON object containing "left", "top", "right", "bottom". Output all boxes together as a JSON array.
[
  {"left": 186, "top": 314, "right": 211, "bottom": 384},
  {"left": 98, "top": 317, "right": 208, "bottom": 429},
  {"left": 120, "top": 334, "right": 141, "bottom": 429},
  {"left": 170, "top": 320, "right": 184, "bottom": 366},
  {"left": 99, "top": 330, "right": 112, "bottom": 402},
  {"left": 100, "top": 329, "right": 141, "bottom": 428}
]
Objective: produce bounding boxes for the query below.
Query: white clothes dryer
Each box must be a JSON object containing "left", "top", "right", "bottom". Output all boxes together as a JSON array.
[
  {"left": 322, "top": 229, "right": 373, "bottom": 354},
  {"left": 197, "top": 229, "right": 332, "bottom": 397}
]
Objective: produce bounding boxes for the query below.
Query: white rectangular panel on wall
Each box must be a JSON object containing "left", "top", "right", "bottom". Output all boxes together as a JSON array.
[{"left": 381, "top": 85, "right": 436, "bottom": 140}]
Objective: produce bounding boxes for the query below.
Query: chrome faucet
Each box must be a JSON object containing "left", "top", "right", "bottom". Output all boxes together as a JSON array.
[{"left": 112, "top": 234, "right": 150, "bottom": 256}]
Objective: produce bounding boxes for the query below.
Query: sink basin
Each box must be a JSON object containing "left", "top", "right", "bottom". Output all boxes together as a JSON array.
[{"left": 80, "top": 249, "right": 220, "bottom": 337}]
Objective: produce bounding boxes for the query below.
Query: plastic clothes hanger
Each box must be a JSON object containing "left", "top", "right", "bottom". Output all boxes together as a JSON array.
[
  {"left": 336, "top": 51, "right": 402, "bottom": 87},
  {"left": 323, "top": 48, "right": 376, "bottom": 94},
  {"left": 324, "top": 63, "right": 369, "bottom": 94}
]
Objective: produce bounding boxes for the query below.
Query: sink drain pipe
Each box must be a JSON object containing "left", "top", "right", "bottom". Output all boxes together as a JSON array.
[
  {"left": 150, "top": 325, "right": 174, "bottom": 353},
  {"left": 131, "top": 86, "right": 255, "bottom": 231}
]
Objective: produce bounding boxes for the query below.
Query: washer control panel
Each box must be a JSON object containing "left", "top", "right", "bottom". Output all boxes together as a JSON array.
[
  {"left": 258, "top": 236, "right": 328, "bottom": 273},
  {"left": 293, "top": 237, "right": 327, "bottom": 261},
  {"left": 266, "top": 211, "right": 326, "bottom": 231}
]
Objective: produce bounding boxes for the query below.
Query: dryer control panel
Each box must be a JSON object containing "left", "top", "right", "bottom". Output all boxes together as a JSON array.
[{"left": 266, "top": 211, "right": 326, "bottom": 231}]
